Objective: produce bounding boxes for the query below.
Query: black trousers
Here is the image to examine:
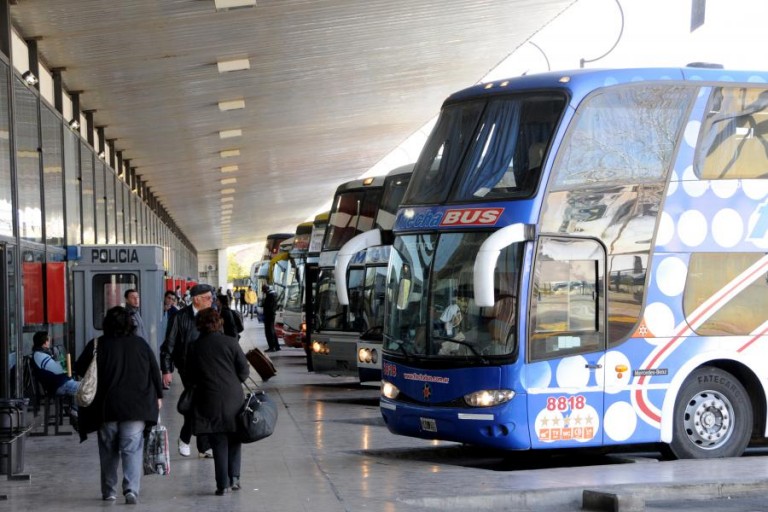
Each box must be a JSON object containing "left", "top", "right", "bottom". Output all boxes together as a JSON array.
[
  {"left": 264, "top": 315, "right": 278, "bottom": 349},
  {"left": 208, "top": 432, "right": 242, "bottom": 490}
]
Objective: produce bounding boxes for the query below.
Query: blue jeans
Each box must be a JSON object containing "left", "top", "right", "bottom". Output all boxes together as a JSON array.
[
  {"left": 97, "top": 420, "right": 145, "bottom": 499},
  {"left": 56, "top": 379, "right": 79, "bottom": 414}
]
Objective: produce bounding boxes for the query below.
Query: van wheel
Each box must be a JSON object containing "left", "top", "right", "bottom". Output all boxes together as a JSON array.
[{"left": 668, "top": 367, "right": 751, "bottom": 459}]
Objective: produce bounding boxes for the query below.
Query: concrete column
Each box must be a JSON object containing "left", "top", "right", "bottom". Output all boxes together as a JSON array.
[{"left": 218, "top": 249, "right": 229, "bottom": 291}]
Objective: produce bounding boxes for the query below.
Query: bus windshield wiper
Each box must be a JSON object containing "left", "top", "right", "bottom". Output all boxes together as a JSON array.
[{"left": 432, "top": 335, "right": 489, "bottom": 364}]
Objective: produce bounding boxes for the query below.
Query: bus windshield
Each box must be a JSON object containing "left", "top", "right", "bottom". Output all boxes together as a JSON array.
[
  {"left": 384, "top": 232, "right": 522, "bottom": 358},
  {"left": 284, "top": 259, "right": 304, "bottom": 313},
  {"left": 315, "top": 267, "right": 366, "bottom": 332},
  {"left": 404, "top": 93, "right": 566, "bottom": 204},
  {"left": 324, "top": 188, "right": 384, "bottom": 252}
]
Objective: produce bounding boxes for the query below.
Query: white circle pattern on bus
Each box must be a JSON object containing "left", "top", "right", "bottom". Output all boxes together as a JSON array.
[
  {"left": 556, "top": 355, "right": 590, "bottom": 389},
  {"left": 711, "top": 208, "right": 743, "bottom": 248},
  {"left": 655, "top": 257, "right": 687, "bottom": 297},
  {"left": 677, "top": 209, "right": 708, "bottom": 247},
  {"left": 604, "top": 401, "right": 637, "bottom": 442}
]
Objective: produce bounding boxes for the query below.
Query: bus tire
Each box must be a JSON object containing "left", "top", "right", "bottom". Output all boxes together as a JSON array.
[{"left": 668, "top": 367, "right": 752, "bottom": 459}]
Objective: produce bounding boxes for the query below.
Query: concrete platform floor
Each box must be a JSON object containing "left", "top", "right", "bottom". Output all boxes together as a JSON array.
[{"left": 3, "top": 318, "right": 768, "bottom": 511}]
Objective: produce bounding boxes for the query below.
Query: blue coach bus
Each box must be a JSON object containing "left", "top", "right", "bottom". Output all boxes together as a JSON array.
[{"left": 380, "top": 66, "right": 768, "bottom": 459}]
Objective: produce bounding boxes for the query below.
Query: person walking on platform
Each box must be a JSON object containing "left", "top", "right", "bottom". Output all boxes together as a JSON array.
[
  {"left": 160, "top": 284, "right": 214, "bottom": 458},
  {"left": 262, "top": 284, "right": 280, "bottom": 352},
  {"left": 244, "top": 285, "right": 258, "bottom": 319},
  {"left": 124, "top": 289, "right": 148, "bottom": 342},
  {"left": 185, "top": 308, "right": 250, "bottom": 495},
  {"left": 218, "top": 294, "right": 244, "bottom": 339},
  {"left": 75, "top": 306, "right": 163, "bottom": 505}
]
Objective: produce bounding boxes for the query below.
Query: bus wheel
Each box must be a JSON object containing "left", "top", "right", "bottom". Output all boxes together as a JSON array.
[{"left": 668, "top": 367, "right": 752, "bottom": 459}]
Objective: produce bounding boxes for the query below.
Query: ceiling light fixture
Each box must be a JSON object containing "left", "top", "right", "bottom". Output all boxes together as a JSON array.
[
  {"left": 221, "top": 197, "right": 234, "bottom": 203},
  {"left": 220, "top": 165, "right": 239, "bottom": 173},
  {"left": 220, "top": 177, "right": 237, "bottom": 185},
  {"left": 69, "top": 119, "right": 80, "bottom": 129},
  {"left": 214, "top": 0, "right": 256, "bottom": 11},
  {"left": 218, "top": 99, "right": 245, "bottom": 111},
  {"left": 220, "top": 188, "right": 236, "bottom": 195},
  {"left": 98, "top": 150, "right": 105, "bottom": 159},
  {"left": 220, "top": 149, "right": 240, "bottom": 158},
  {"left": 219, "top": 129, "right": 242, "bottom": 139},
  {"left": 22, "top": 70, "right": 38, "bottom": 86},
  {"left": 217, "top": 58, "right": 250, "bottom": 73}
]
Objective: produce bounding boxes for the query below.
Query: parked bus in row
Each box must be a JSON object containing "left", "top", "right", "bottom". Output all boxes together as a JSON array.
[
  {"left": 268, "top": 236, "right": 295, "bottom": 339},
  {"left": 310, "top": 177, "right": 387, "bottom": 376},
  {"left": 250, "top": 232, "right": 294, "bottom": 295},
  {"left": 380, "top": 67, "right": 768, "bottom": 459},
  {"left": 333, "top": 165, "right": 413, "bottom": 385},
  {"left": 282, "top": 221, "right": 314, "bottom": 348}
]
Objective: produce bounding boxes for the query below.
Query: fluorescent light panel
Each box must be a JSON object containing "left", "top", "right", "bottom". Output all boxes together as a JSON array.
[
  {"left": 214, "top": 0, "right": 256, "bottom": 11},
  {"left": 218, "top": 99, "right": 245, "bottom": 111},
  {"left": 220, "top": 178, "right": 237, "bottom": 185},
  {"left": 220, "top": 188, "right": 236, "bottom": 195},
  {"left": 219, "top": 129, "right": 242, "bottom": 139},
  {"left": 220, "top": 149, "right": 240, "bottom": 158},
  {"left": 221, "top": 197, "right": 234, "bottom": 203},
  {"left": 220, "top": 165, "right": 239, "bottom": 173},
  {"left": 217, "top": 58, "right": 250, "bottom": 73}
]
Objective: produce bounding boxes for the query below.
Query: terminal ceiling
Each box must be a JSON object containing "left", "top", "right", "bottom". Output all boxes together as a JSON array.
[{"left": 9, "top": 0, "right": 574, "bottom": 252}]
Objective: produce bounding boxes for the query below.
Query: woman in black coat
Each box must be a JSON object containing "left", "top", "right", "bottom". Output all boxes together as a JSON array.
[
  {"left": 186, "top": 308, "right": 250, "bottom": 495},
  {"left": 75, "top": 306, "right": 163, "bottom": 504}
]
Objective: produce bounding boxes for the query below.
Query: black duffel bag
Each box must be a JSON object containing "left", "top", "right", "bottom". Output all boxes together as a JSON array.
[{"left": 237, "top": 387, "right": 277, "bottom": 443}]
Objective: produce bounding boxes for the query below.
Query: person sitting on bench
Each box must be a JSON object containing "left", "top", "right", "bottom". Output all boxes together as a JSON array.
[{"left": 31, "top": 331, "right": 79, "bottom": 424}]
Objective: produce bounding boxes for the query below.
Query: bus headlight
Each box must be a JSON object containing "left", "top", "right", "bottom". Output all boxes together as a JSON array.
[
  {"left": 464, "top": 389, "right": 515, "bottom": 407},
  {"left": 358, "top": 348, "right": 371, "bottom": 363},
  {"left": 311, "top": 341, "right": 323, "bottom": 353},
  {"left": 370, "top": 349, "right": 378, "bottom": 364},
  {"left": 381, "top": 381, "right": 400, "bottom": 399}
]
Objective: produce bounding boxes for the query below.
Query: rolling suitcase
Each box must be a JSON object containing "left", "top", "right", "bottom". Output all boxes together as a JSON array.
[
  {"left": 245, "top": 347, "right": 277, "bottom": 382},
  {"left": 143, "top": 419, "right": 170, "bottom": 476}
]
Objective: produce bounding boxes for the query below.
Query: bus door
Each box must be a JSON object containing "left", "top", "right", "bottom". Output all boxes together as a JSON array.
[{"left": 526, "top": 236, "right": 606, "bottom": 448}]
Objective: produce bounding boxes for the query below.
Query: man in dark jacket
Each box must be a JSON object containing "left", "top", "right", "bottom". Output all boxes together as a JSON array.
[
  {"left": 261, "top": 284, "right": 280, "bottom": 352},
  {"left": 160, "top": 283, "right": 214, "bottom": 458}
]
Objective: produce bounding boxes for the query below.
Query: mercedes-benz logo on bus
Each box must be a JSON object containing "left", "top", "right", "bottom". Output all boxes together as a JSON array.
[{"left": 423, "top": 383, "right": 431, "bottom": 401}]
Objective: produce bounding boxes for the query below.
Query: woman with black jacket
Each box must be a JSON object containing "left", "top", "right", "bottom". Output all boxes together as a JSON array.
[
  {"left": 75, "top": 306, "right": 164, "bottom": 505},
  {"left": 186, "top": 308, "right": 250, "bottom": 495}
]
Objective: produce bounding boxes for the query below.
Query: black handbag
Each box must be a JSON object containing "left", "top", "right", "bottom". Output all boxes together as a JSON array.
[
  {"left": 237, "top": 381, "right": 277, "bottom": 443},
  {"left": 176, "top": 386, "right": 195, "bottom": 415}
]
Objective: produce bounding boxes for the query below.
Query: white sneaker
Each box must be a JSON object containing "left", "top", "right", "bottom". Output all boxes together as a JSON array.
[
  {"left": 198, "top": 449, "right": 213, "bottom": 459},
  {"left": 178, "top": 439, "right": 191, "bottom": 457}
]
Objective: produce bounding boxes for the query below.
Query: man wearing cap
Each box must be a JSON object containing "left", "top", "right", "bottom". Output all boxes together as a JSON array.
[{"left": 160, "top": 283, "right": 214, "bottom": 458}]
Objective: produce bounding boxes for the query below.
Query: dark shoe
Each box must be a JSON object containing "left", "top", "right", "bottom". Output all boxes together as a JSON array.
[
  {"left": 231, "top": 477, "right": 241, "bottom": 491},
  {"left": 125, "top": 491, "right": 138, "bottom": 505},
  {"left": 215, "top": 488, "right": 226, "bottom": 496},
  {"left": 265, "top": 348, "right": 276, "bottom": 353}
]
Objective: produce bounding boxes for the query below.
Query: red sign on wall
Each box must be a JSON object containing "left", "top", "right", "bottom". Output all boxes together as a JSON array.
[
  {"left": 46, "top": 262, "right": 67, "bottom": 324},
  {"left": 23, "top": 262, "right": 44, "bottom": 324}
]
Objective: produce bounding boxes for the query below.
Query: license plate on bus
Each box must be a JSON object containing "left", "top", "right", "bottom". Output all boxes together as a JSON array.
[{"left": 420, "top": 417, "right": 437, "bottom": 432}]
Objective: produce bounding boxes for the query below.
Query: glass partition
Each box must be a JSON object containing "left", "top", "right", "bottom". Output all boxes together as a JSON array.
[
  {"left": 42, "top": 106, "right": 64, "bottom": 246},
  {"left": 15, "top": 78, "right": 42, "bottom": 243}
]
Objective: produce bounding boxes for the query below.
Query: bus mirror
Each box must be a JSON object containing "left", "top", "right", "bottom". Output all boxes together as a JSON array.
[
  {"left": 473, "top": 223, "right": 534, "bottom": 307},
  {"left": 334, "top": 229, "right": 382, "bottom": 305},
  {"left": 397, "top": 278, "right": 411, "bottom": 310}
]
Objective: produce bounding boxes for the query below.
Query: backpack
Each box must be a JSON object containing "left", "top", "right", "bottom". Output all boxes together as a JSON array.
[{"left": 233, "top": 309, "right": 244, "bottom": 333}]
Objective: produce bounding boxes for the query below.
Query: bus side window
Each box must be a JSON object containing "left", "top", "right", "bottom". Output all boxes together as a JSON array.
[
  {"left": 529, "top": 237, "right": 605, "bottom": 361},
  {"left": 697, "top": 87, "right": 768, "bottom": 180}
]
